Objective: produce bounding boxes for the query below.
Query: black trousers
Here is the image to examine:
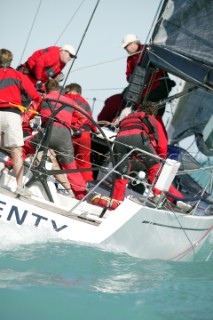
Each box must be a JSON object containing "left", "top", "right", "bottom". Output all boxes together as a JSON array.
[
  {"left": 143, "top": 79, "right": 175, "bottom": 117},
  {"left": 113, "top": 133, "right": 159, "bottom": 177}
]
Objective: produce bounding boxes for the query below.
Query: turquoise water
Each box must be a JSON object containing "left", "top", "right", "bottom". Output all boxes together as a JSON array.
[
  {"left": 1, "top": 165, "right": 213, "bottom": 320},
  {"left": 1, "top": 239, "right": 213, "bottom": 320}
]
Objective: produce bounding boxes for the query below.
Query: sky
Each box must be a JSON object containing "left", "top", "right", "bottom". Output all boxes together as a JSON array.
[{"left": 1, "top": 0, "right": 162, "bottom": 119}]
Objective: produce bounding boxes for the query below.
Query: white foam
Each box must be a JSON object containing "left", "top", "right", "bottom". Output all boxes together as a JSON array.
[{"left": 0, "top": 221, "right": 57, "bottom": 252}]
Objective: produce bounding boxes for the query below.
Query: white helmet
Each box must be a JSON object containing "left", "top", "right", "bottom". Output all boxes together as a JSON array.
[
  {"left": 121, "top": 34, "right": 139, "bottom": 48},
  {"left": 61, "top": 44, "right": 77, "bottom": 58}
]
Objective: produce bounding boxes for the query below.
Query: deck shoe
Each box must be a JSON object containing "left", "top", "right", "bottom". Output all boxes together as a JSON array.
[
  {"left": 91, "top": 195, "right": 120, "bottom": 210},
  {"left": 176, "top": 201, "right": 193, "bottom": 213},
  {"left": 0, "top": 168, "right": 10, "bottom": 185},
  {"left": 15, "top": 186, "right": 32, "bottom": 198},
  {"left": 0, "top": 168, "right": 8, "bottom": 178},
  {"left": 148, "top": 194, "right": 166, "bottom": 208}
]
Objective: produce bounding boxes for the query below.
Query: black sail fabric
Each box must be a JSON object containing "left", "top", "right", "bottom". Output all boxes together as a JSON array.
[
  {"left": 168, "top": 85, "right": 213, "bottom": 144},
  {"left": 147, "top": 0, "right": 213, "bottom": 153},
  {"left": 152, "top": 0, "right": 213, "bottom": 67}
]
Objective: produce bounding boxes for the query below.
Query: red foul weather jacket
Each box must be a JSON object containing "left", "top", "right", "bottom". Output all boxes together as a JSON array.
[
  {"left": 126, "top": 44, "right": 167, "bottom": 98},
  {"left": 64, "top": 93, "right": 97, "bottom": 181},
  {"left": 41, "top": 91, "right": 77, "bottom": 128},
  {"left": 0, "top": 66, "right": 42, "bottom": 114},
  {"left": 118, "top": 111, "right": 168, "bottom": 158},
  {"left": 65, "top": 93, "right": 97, "bottom": 132},
  {"left": 97, "top": 93, "right": 125, "bottom": 123},
  {"left": 25, "top": 46, "right": 65, "bottom": 84},
  {"left": 113, "top": 111, "right": 184, "bottom": 201}
]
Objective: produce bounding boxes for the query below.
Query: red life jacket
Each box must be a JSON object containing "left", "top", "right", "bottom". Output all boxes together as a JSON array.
[
  {"left": 26, "top": 46, "right": 65, "bottom": 84},
  {"left": 119, "top": 111, "right": 159, "bottom": 145},
  {"left": 41, "top": 91, "right": 74, "bottom": 128},
  {"left": 0, "top": 66, "right": 41, "bottom": 114},
  {"left": 65, "top": 93, "right": 97, "bottom": 132}
]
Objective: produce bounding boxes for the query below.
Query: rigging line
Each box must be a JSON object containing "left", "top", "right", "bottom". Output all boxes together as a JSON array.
[
  {"left": 177, "top": 165, "right": 213, "bottom": 174},
  {"left": 155, "top": 85, "right": 198, "bottom": 111},
  {"left": 85, "top": 87, "right": 124, "bottom": 91},
  {"left": 54, "top": 0, "right": 85, "bottom": 45},
  {"left": 70, "top": 55, "right": 128, "bottom": 73},
  {"left": 23, "top": 125, "right": 51, "bottom": 185},
  {"left": 18, "top": 0, "right": 43, "bottom": 65},
  {"left": 59, "top": 0, "right": 100, "bottom": 93},
  {"left": 67, "top": 147, "right": 137, "bottom": 216},
  {"left": 64, "top": 48, "right": 141, "bottom": 75},
  {"left": 191, "top": 172, "right": 213, "bottom": 216},
  {"left": 134, "top": 0, "right": 164, "bottom": 65},
  {"left": 166, "top": 202, "right": 196, "bottom": 261},
  {"left": 150, "top": 50, "right": 213, "bottom": 92},
  {"left": 145, "top": 0, "right": 164, "bottom": 45}
]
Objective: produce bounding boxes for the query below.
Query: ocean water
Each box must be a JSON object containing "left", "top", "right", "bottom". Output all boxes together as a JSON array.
[{"left": 0, "top": 224, "right": 213, "bottom": 320}]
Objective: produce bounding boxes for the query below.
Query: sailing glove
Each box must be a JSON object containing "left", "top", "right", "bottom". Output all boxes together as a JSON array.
[
  {"left": 36, "top": 81, "right": 43, "bottom": 91},
  {"left": 72, "top": 129, "right": 82, "bottom": 138},
  {"left": 57, "top": 72, "right": 64, "bottom": 82}
]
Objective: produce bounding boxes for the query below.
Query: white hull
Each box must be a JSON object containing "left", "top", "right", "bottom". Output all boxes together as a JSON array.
[{"left": 0, "top": 186, "right": 213, "bottom": 262}]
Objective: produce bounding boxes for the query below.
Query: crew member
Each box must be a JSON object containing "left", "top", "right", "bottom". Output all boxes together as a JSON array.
[
  {"left": 17, "top": 44, "right": 77, "bottom": 91},
  {"left": 92, "top": 102, "right": 192, "bottom": 212},
  {"left": 22, "top": 79, "right": 87, "bottom": 200},
  {"left": 0, "top": 48, "right": 42, "bottom": 196},
  {"left": 65, "top": 83, "right": 97, "bottom": 182}
]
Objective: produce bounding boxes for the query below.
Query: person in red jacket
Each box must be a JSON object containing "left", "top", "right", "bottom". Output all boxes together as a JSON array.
[
  {"left": 21, "top": 99, "right": 41, "bottom": 137},
  {"left": 97, "top": 89, "right": 127, "bottom": 124},
  {"left": 17, "top": 44, "right": 77, "bottom": 91},
  {"left": 121, "top": 34, "right": 176, "bottom": 132},
  {"left": 92, "top": 102, "right": 192, "bottom": 212},
  {"left": 0, "top": 48, "right": 42, "bottom": 196},
  {"left": 22, "top": 79, "right": 87, "bottom": 200},
  {"left": 64, "top": 83, "right": 97, "bottom": 182}
]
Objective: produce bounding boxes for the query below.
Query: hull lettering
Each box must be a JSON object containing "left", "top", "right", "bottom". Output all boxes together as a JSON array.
[
  {"left": 7, "top": 205, "right": 28, "bottom": 225},
  {"left": 0, "top": 202, "right": 68, "bottom": 233}
]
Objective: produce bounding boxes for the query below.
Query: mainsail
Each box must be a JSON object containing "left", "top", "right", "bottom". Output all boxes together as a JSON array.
[{"left": 147, "top": 0, "right": 213, "bottom": 155}]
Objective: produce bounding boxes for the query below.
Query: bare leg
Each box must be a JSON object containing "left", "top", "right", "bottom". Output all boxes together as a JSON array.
[
  {"left": 10, "top": 146, "right": 24, "bottom": 187},
  {"left": 48, "top": 150, "right": 73, "bottom": 196},
  {"left": 33, "top": 150, "right": 73, "bottom": 195}
]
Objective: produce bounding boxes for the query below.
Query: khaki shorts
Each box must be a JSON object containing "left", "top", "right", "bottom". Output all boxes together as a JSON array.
[{"left": 0, "top": 112, "right": 24, "bottom": 147}]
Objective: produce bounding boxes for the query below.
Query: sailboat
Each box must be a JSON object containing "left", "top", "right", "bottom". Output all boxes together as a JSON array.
[{"left": 0, "top": 0, "right": 213, "bottom": 261}]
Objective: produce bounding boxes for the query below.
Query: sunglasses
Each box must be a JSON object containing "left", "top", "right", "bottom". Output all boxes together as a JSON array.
[{"left": 65, "top": 50, "right": 74, "bottom": 58}]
